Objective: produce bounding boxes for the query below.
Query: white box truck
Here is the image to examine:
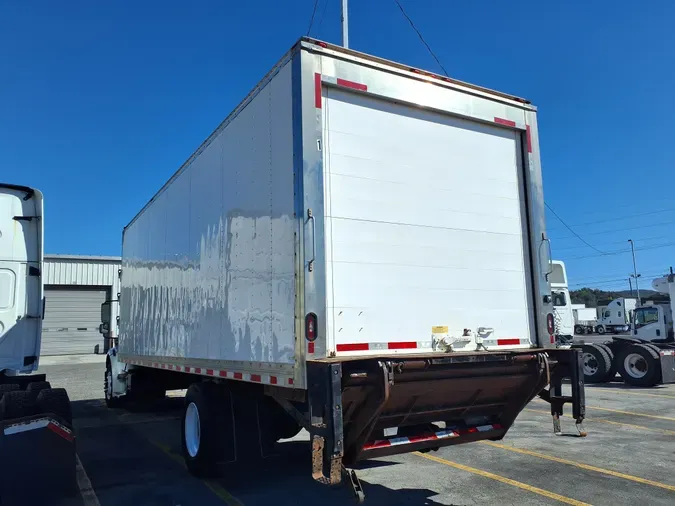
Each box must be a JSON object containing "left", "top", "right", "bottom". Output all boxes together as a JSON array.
[
  {"left": 0, "top": 183, "right": 76, "bottom": 503},
  {"left": 550, "top": 260, "right": 574, "bottom": 343},
  {"left": 101, "top": 38, "right": 586, "bottom": 499}
]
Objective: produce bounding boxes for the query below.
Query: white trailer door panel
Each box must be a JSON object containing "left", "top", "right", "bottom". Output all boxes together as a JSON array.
[{"left": 322, "top": 88, "right": 533, "bottom": 354}]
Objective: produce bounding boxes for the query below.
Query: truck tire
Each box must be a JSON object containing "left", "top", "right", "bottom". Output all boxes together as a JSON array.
[
  {"left": 596, "top": 325, "right": 606, "bottom": 335},
  {"left": 26, "top": 381, "right": 52, "bottom": 400},
  {"left": 105, "top": 358, "right": 127, "bottom": 408},
  {"left": 181, "top": 382, "right": 231, "bottom": 477},
  {"left": 617, "top": 344, "right": 661, "bottom": 387},
  {"left": 574, "top": 325, "right": 585, "bottom": 335},
  {"left": 0, "top": 383, "right": 21, "bottom": 398},
  {"left": 594, "top": 343, "right": 617, "bottom": 381},
  {"left": 37, "top": 388, "right": 72, "bottom": 425},
  {"left": 581, "top": 344, "right": 612, "bottom": 383},
  {"left": 0, "top": 390, "right": 37, "bottom": 420}
]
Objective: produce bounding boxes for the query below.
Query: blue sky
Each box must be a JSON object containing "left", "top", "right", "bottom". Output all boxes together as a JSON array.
[{"left": 1, "top": 0, "right": 673, "bottom": 291}]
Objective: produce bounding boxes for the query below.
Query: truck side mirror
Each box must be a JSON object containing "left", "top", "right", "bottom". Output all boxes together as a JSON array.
[{"left": 101, "top": 301, "right": 111, "bottom": 325}]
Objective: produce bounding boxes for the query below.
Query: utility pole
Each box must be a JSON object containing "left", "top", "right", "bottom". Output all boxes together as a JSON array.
[
  {"left": 341, "top": 0, "right": 349, "bottom": 48},
  {"left": 628, "top": 276, "right": 633, "bottom": 297},
  {"left": 628, "top": 239, "right": 641, "bottom": 305}
]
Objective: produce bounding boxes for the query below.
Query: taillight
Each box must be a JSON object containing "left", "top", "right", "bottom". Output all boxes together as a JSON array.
[
  {"left": 305, "top": 313, "right": 318, "bottom": 341},
  {"left": 547, "top": 313, "right": 555, "bottom": 335}
]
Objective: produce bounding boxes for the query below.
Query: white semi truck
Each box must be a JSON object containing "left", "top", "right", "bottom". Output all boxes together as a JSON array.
[
  {"left": 578, "top": 276, "right": 675, "bottom": 386},
  {"left": 551, "top": 260, "right": 574, "bottom": 343},
  {"left": 100, "top": 38, "right": 586, "bottom": 501},
  {"left": 594, "top": 297, "right": 636, "bottom": 334},
  {"left": 0, "top": 183, "right": 76, "bottom": 504}
]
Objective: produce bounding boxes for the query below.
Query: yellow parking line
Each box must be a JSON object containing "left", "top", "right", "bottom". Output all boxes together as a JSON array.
[
  {"left": 76, "top": 454, "right": 101, "bottom": 506},
  {"left": 482, "top": 441, "right": 675, "bottom": 492},
  {"left": 532, "top": 399, "right": 675, "bottom": 422},
  {"left": 588, "top": 387, "right": 675, "bottom": 399},
  {"left": 586, "top": 405, "right": 675, "bottom": 422},
  {"left": 415, "top": 452, "right": 591, "bottom": 506},
  {"left": 150, "top": 439, "right": 244, "bottom": 506},
  {"left": 523, "top": 408, "right": 675, "bottom": 436}
]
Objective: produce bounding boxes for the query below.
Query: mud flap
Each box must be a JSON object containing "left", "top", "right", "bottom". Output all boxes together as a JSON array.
[
  {"left": 659, "top": 349, "right": 675, "bottom": 384},
  {"left": 0, "top": 415, "right": 77, "bottom": 505}
]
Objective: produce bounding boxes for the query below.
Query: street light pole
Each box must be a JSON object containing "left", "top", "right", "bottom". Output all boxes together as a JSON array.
[
  {"left": 628, "top": 276, "right": 633, "bottom": 297},
  {"left": 628, "top": 239, "right": 640, "bottom": 305},
  {"left": 341, "top": 0, "right": 349, "bottom": 48}
]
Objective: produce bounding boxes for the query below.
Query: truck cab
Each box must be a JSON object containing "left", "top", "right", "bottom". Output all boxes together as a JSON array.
[
  {"left": 596, "top": 298, "right": 635, "bottom": 334},
  {"left": 551, "top": 261, "right": 574, "bottom": 342},
  {"left": 633, "top": 304, "right": 674, "bottom": 342}
]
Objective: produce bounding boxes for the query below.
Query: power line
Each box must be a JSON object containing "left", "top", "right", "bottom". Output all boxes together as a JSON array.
[
  {"left": 545, "top": 203, "right": 609, "bottom": 255},
  {"left": 316, "top": 0, "right": 330, "bottom": 34},
  {"left": 393, "top": 0, "right": 449, "bottom": 77},
  {"left": 551, "top": 219, "right": 675, "bottom": 241},
  {"left": 563, "top": 241, "right": 675, "bottom": 260},
  {"left": 553, "top": 234, "right": 671, "bottom": 252},
  {"left": 547, "top": 207, "right": 675, "bottom": 229},
  {"left": 307, "top": 0, "right": 320, "bottom": 36}
]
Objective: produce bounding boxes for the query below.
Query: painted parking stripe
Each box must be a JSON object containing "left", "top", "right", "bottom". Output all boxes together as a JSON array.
[
  {"left": 587, "top": 387, "right": 675, "bottom": 399},
  {"left": 76, "top": 454, "right": 101, "bottom": 506},
  {"left": 482, "top": 440, "right": 675, "bottom": 492},
  {"left": 533, "top": 399, "right": 675, "bottom": 422},
  {"left": 415, "top": 452, "right": 591, "bottom": 506},
  {"left": 149, "top": 439, "right": 244, "bottom": 506}
]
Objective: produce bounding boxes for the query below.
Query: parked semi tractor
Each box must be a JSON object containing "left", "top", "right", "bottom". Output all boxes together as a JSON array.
[
  {"left": 595, "top": 297, "right": 636, "bottom": 334},
  {"left": 0, "top": 183, "right": 76, "bottom": 504},
  {"left": 551, "top": 260, "right": 574, "bottom": 343},
  {"left": 100, "top": 38, "right": 586, "bottom": 501},
  {"left": 578, "top": 276, "right": 675, "bottom": 386},
  {"left": 573, "top": 306, "right": 598, "bottom": 335}
]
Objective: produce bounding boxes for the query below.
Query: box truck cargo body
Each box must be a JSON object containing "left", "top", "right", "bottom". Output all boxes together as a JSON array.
[{"left": 103, "top": 38, "right": 585, "bottom": 493}]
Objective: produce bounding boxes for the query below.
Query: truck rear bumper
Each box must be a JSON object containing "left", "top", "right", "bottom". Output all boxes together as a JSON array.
[{"left": 306, "top": 348, "right": 585, "bottom": 485}]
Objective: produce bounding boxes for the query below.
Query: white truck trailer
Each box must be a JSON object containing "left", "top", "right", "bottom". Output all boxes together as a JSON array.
[
  {"left": 101, "top": 38, "right": 586, "bottom": 500},
  {"left": 573, "top": 306, "right": 598, "bottom": 335},
  {"left": 0, "top": 183, "right": 76, "bottom": 504}
]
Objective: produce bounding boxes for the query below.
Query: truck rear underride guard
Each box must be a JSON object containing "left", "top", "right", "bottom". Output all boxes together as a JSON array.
[{"left": 306, "top": 348, "right": 585, "bottom": 486}]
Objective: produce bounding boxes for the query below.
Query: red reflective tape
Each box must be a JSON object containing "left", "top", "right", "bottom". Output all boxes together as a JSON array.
[
  {"left": 526, "top": 124, "right": 532, "bottom": 153},
  {"left": 233, "top": 372, "right": 243, "bottom": 380},
  {"left": 270, "top": 376, "right": 278, "bottom": 385},
  {"left": 497, "top": 338, "right": 521, "bottom": 346},
  {"left": 388, "top": 341, "right": 417, "bottom": 350},
  {"left": 493, "top": 424, "right": 503, "bottom": 430},
  {"left": 288, "top": 378, "right": 294, "bottom": 385},
  {"left": 549, "top": 334, "right": 555, "bottom": 344},
  {"left": 219, "top": 370, "right": 228, "bottom": 378},
  {"left": 167, "top": 364, "right": 173, "bottom": 370},
  {"left": 314, "top": 73, "right": 322, "bottom": 108},
  {"left": 251, "top": 374, "right": 262, "bottom": 382},
  {"left": 194, "top": 368, "right": 201, "bottom": 374},
  {"left": 175, "top": 365, "right": 181, "bottom": 372},
  {"left": 363, "top": 439, "right": 392, "bottom": 450},
  {"left": 206, "top": 369, "right": 214, "bottom": 376},
  {"left": 47, "top": 422, "right": 74, "bottom": 442},
  {"left": 494, "top": 117, "right": 516, "bottom": 127},
  {"left": 308, "top": 342, "right": 315, "bottom": 354},
  {"left": 161, "top": 364, "right": 166, "bottom": 369},
  {"left": 336, "top": 78, "right": 367, "bottom": 92},
  {"left": 336, "top": 343, "right": 370, "bottom": 352}
]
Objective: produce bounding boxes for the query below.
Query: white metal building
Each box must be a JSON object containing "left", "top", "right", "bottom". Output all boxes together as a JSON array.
[{"left": 42, "top": 255, "right": 121, "bottom": 356}]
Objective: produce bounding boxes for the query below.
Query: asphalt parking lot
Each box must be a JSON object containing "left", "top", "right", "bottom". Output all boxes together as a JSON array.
[{"left": 42, "top": 359, "right": 675, "bottom": 506}]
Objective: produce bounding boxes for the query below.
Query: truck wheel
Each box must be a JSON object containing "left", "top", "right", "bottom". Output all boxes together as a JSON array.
[
  {"left": 37, "top": 388, "right": 72, "bottom": 425},
  {"left": 26, "top": 381, "right": 52, "bottom": 400},
  {"left": 0, "top": 383, "right": 21, "bottom": 398},
  {"left": 594, "top": 344, "right": 617, "bottom": 381},
  {"left": 182, "top": 382, "right": 231, "bottom": 477},
  {"left": 105, "top": 358, "right": 126, "bottom": 408},
  {"left": 581, "top": 344, "right": 612, "bottom": 383},
  {"left": 617, "top": 344, "right": 661, "bottom": 387},
  {"left": 0, "top": 390, "right": 37, "bottom": 420},
  {"left": 596, "top": 325, "right": 606, "bottom": 335},
  {"left": 574, "top": 325, "right": 585, "bottom": 335}
]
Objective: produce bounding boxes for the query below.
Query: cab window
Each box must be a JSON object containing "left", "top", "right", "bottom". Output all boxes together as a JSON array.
[
  {"left": 552, "top": 291, "right": 566, "bottom": 307},
  {"left": 634, "top": 307, "right": 659, "bottom": 327}
]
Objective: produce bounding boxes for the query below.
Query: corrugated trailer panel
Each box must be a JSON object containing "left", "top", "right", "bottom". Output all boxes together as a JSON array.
[{"left": 119, "top": 58, "right": 297, "bottom": 372}]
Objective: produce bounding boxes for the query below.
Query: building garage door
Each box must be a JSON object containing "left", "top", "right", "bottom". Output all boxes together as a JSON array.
[{"left": 41, "top": 286, "right": 107, "bottom": 355}]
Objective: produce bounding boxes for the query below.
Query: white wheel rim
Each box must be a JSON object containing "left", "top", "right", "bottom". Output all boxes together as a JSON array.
[
  {"left": 624, "top": 353, "right": 648, "bottom": 379},
  {"left": 185, "top": 402, "right": 201, "bottom": 458},
  {"left": 106, "top": 369, "right": 113, "bottom": 399},
  {"left": 582, "top": 352, "right": 599, "bottom": 376}
]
